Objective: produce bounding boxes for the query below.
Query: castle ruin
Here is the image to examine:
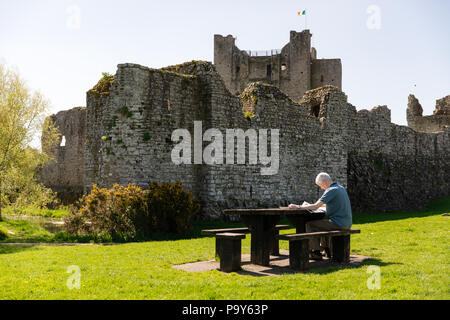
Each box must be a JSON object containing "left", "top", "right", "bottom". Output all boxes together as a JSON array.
[
  {"left": 40, "top": 31, "right": 450, "bottom": 216},
  {"left": 214, "top": 30, "right": 342, "bottom": 101}
]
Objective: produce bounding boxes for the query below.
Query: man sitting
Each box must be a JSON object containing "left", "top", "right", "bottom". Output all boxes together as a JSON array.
[{"left": 288, "top": 172, "right": 353, "bottom": 260}]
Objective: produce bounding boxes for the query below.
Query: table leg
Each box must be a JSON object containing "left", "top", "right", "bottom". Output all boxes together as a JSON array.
[
  {"left": 269, "top": 229, "right": 280, "bottom": 256},
  {"left": 241, "top": 215, "right": 281, "bottom": 266}
]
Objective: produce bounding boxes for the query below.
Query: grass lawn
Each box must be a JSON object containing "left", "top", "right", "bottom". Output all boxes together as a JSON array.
[
  {"left": 0, "top": 197, "right": 449, "bottom": 299},
  {"left": 2, "top": 205, "right": 69, "bottom": 219}
]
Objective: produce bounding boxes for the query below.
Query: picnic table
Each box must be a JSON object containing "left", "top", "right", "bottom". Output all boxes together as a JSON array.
[{"left": 223, "top": 207, "right": 325, "bottom": 266}]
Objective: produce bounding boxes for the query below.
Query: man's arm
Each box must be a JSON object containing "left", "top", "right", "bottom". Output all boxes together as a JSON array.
[
  {"left": 300, "top": 200, "right": 325, "bottom": 210},
  {"left": 288, "top": 200, "right": 324, "bottom": 210}
]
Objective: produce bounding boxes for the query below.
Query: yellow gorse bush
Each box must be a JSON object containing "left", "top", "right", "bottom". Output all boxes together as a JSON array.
[{"left": 64, "top": 181, "right": 200, "bottom": 240}]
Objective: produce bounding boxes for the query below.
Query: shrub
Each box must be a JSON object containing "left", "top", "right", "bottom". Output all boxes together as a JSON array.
[
  {"left": 8, "top": 182, "right": 60, "bottom": 210},
  {"left": 64, "top": 184, "right": 150, "bottom": 240},
  {"left": 147, "top": 180, "right": 200, "bottom": 234},
  {"left": 64, "top": 181, "right": 200, "bottom": 240},
  {"left": 92, "top": 72, "right": 114, "bottom": 94}
]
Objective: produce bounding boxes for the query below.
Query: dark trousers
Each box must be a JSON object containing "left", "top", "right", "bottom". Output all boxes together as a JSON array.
[{"left": 305, "top": 219, "right": 349, "bottom": 251}]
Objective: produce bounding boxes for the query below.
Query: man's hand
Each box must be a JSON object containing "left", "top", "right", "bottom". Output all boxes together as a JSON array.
[{"left": 288, "top": 204, "right": 300, "bottom": 209}]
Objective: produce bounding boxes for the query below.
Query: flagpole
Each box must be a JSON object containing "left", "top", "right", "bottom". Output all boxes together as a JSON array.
[{"left": 298, "top": 10, "right": 308, "bottom": 31}]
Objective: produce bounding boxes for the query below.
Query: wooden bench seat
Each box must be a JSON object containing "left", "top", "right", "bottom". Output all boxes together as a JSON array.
[
  {"left": 278, "top": 229, "right": 361, "bottom": 271},
  {"left": 202, "top": 224, "right": 291, "bottom": 257},
  {"left": 278, "top": 229, "right": 360, "bottom": 240},
  {"left": 215, "top": 233, "right": 246, "bottom": 272},
  {"left": 201, "top": 224, "right": 290, "bottom": 235}
]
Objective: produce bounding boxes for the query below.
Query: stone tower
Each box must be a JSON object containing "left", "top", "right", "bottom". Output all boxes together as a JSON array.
[{"left": 214, "top": 30, "right": 342, "bottom": 101}]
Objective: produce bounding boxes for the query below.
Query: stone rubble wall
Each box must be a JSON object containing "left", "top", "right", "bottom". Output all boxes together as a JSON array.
[
  {"left": 407, "top": 94, "right": 450, "bottom": 133},
  {"left": 39, "top": 107, "right": 86, "bottom": 203}
]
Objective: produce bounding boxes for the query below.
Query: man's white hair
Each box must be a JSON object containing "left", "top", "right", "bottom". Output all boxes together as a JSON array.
[{"left": 315, "top": 172, "right": 332, "bottom": 184}]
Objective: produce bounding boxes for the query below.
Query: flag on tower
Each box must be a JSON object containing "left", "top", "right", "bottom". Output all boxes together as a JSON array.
[{"left": 298, "top": 10, "right": 306, "bottom": 15}]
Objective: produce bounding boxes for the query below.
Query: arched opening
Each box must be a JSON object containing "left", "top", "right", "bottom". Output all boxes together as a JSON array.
[{"left": 60, "top": 136, "right": 66, "bottom": 147}]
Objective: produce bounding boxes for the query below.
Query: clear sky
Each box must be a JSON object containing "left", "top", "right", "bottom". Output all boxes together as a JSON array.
[{"left": 1, "top": 0, "right": 449, "bottom": 129}]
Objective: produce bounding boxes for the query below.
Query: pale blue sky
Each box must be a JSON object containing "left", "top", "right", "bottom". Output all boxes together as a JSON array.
[{"left": 1, "top": 0, "right": 449, "bottom": 128}]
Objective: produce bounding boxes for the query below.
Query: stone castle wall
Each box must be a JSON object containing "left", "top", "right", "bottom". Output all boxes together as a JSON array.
[
  {"left": 39, "top": 107, "right": 86, "bottom": 203},
  {"left": 344, "top": 103, "right": 449, "bottom": 213},
  {"left": 82, "top": 62, "right": 348, "bottom": 217},
  {"left": 41, "top": 49, "right": 450, "bottom": 216},
  {"left": 66, "top": 61, "right": 448, "bottom": 217},
  {"left": 84, "top": 63, "right": 203, "bottom": 197}
]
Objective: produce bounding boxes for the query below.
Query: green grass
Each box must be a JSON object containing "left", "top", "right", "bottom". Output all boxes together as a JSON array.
[
  {"left": 0, "top": 197, "right": 449, "bottom": 299},
  {"left": 2, "top": 205, "right": 69, "bottom": 219},
  {"left": 0, "top": 220, "right": 54, "bottom": 242},
  {"left": 0, "top": 220, "right": 131, "bottom": 244}
]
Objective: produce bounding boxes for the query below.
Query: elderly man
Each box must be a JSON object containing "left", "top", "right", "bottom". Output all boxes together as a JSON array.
[{"left": 288, "top": 172, "right": 352, "bottom": 260}]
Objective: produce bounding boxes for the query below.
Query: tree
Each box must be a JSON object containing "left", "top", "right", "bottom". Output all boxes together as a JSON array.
[{"left": 0, "top": 63, "right": 59, "bottom": 220}]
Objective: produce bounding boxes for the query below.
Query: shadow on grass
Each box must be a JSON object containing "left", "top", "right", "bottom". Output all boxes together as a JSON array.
[
  {"left": 305, "top": 257, "right": 401, "bottom": 275},
  {"left": 217, "top": 257, "right": 400, "bottom": 277},
  {"left": 141, "top": 219, "right": 254, "bottom": 242},
  {"left": 353, "top": 196, "right": 449, "bottom": 225},
  {"left": 0, "top": 244, "right": 41, "bottom": 255}
]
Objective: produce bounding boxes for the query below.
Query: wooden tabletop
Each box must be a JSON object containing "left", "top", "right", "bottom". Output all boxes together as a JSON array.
[{"left": 223, "top": 207, "right": 312, "bottom": 215}]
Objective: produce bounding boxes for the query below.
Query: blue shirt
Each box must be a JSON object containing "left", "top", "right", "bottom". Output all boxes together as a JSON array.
[{"left": 319, "top": 182, "right": 352, "bottom": 228}]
